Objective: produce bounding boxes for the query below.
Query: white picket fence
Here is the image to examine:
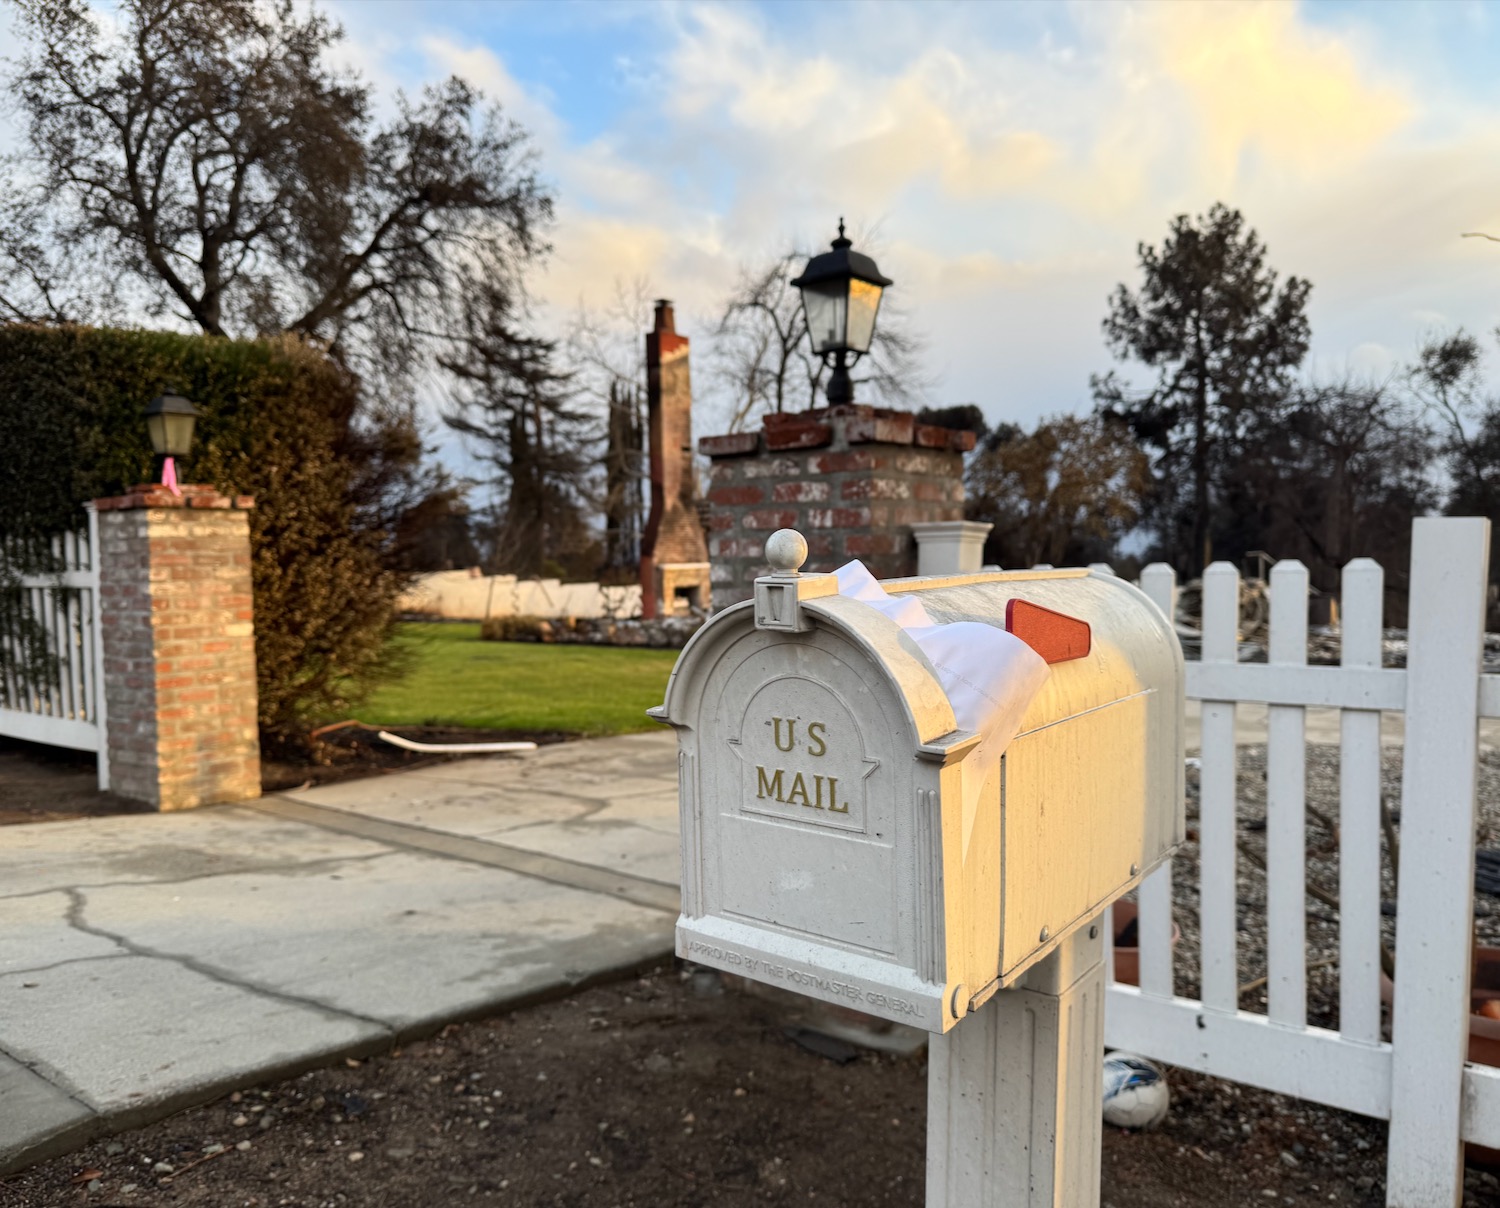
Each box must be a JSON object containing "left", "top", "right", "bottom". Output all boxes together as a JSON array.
[
  {"left": 0, "top": 504, "right": 108, "bottom": 789},
  {"left": 1104, "top": 517, "right": 1494, "bottom": 1206}
]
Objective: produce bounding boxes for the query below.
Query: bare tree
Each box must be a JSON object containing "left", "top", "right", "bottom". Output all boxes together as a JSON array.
[
  {"left": 709, "top": 239, "right": 931, "bottom": 432},
  {"left": 1216, "top": 377, "right": 1435, "bottom": 598},
  {"left": 711, "top": 252, "right": 809, "bottom": 430},
  {"left": 1406, "top": 331, "right": 1500, "bottom": 590},
  {"left": 966, "top": 414, "right": 1150, "bottom": 568},
  {"left": 565, "top": 278, "right": 657, "bottom": 415},
  {"left": 2, "top": 0, "right": 551, "bottom": 382}
]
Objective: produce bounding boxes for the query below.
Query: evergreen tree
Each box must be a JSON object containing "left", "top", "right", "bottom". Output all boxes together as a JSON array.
[
  {"left": 441, "top": 286, "right": 595, "bottom": 579},
  {"left": 1095, "top": 204, "right": 1311, "bottom": 575},
  {"left": 601, "top": 380, "right": 645, "bottom": 577}
]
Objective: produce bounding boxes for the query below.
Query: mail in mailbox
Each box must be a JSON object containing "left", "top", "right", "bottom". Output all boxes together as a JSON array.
[{"left": 650, "top": 531, "right": 1184, "bottom": 1033}]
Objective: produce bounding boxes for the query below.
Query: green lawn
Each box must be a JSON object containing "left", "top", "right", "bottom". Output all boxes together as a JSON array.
[{"left": 357, "top": 623, "right": 680, "bottom": 735}]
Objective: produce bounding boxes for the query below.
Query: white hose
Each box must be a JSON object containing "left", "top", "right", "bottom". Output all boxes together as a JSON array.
[{"left": 377, "top": 731, "right": 537, "bottom": 754}]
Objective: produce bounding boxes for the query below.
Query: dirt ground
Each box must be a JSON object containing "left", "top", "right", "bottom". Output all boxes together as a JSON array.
[
  {"left": 6, "top": 960, "right": 1479, "bottom": 1208},
  {"left": 0, "top": 736, "right": 150, "bottom": 824},
  {"left": 4, "top": 744, "right": 1498, "bottom": 1206},
  {"left": 0, "top": 726, "right": 568, "bottom": 825}
]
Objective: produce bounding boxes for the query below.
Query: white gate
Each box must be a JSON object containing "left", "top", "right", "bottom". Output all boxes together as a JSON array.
[
  {"left": 1105, "top": 517, "right": 1497, "bottom": 1206},
  {"left": 0, "top": 503, "right": 109, "bottom": 789}
]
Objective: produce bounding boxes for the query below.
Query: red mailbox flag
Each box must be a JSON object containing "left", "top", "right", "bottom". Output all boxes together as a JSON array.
[{"left": 1005, "top": 599, "right": 1092, "bottom": 664}]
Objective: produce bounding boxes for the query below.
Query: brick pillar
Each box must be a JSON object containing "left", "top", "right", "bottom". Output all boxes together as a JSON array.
[
  {"left": 699, "top": 406, "right": 975, "bottom": 610},
  {"left": 95, "top": 484, "right": 261, "bottom": 809}
]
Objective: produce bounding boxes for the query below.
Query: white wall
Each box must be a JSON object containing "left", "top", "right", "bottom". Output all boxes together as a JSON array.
[{"left": 398, "top": 571, "right": 643, "bottom": 621}]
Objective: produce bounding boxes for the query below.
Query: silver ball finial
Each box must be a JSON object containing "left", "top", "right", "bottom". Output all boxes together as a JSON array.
[{"left": 765, "top": 529, "right": 808, "bottom": 574}]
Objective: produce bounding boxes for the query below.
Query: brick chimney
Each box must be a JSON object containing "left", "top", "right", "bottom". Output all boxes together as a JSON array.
[{"left": 640, "top": 300, "right": 709, "bottom": 617}]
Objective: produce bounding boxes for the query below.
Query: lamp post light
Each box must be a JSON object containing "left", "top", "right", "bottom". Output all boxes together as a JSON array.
[
  {"left": 791, "top": 219, "right": 893, "bottom": 407},
  {"left": 143, "top": 391, "right": 200, "bottom": 497}
]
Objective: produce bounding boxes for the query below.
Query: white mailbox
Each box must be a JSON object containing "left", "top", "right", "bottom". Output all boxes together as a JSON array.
[{"left": 651, "top": 537, "right": 1183, "bottom": 1034}]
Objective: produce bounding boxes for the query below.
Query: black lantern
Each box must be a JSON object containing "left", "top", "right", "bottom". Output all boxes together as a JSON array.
[
  {"left": 791, "top": 219, "right": 893, "bottom": 406},
  {"left": 144, "top": 392, "right": 200, "bottom": 458}
]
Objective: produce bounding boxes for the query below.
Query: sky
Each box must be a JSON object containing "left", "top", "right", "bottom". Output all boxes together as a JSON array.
[
  {"left": 10, "top": 0, "right": 1500, "bottom": 454},
  {"left": 306, "top": 0, "right": 1500, "bottom": 445}
]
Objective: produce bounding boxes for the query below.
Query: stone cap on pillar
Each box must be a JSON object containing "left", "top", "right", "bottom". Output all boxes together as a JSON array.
[
  {"left": 94, "top": 484, "right": 256, "bottom": 511},
  {"left": 911, "top": 520, "right": 993, "bottom": 577}
]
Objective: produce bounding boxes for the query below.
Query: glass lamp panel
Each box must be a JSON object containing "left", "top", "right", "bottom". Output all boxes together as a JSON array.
[
  {"left": 844, "top": 279, "right": 884, "bottom": 354},
  {"left": 801, "top": 282, "right": 848, "bottom": 354},
  {"left": 145, "top": 413, "right": 169, "bottom": 455},
  {"left": 161, "top": 412, "right": 196, "bottom": 457}
]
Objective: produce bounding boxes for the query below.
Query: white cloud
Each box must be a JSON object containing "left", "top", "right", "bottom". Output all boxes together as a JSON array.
[
  {"left": 1341, "top": 343, "right": 1398, "bottom": 380},
  {"left": 417, "top": 36, "right": 566, "bottom": 147},
  {"left": 660, "top": 2, "right": 1500, "bottom": 430},
  {"left": 65, "top": 0, "right": 1500, "bottom": 441},
  {"left": 1132, "top": 2, "right": 1410, "bottom": 182}
]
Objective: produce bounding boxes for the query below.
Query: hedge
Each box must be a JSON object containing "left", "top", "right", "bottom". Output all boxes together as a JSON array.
[{"left": 0, "top": 324, "right": 412, "bottom": 744}]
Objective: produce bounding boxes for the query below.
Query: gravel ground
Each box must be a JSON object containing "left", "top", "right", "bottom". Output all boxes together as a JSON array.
[
  {"left": 6, "top": 962, "right": 1482, "bottom": 1208},
  {"left": 1116, "top": 741, "right": 1500, "bottom": 1206},
  {"left": 1155, "top": 745, "right": 1500, "bottom": 1024},
  {"left": 10, "top": 737, "right": 1500, "bottom": 1203}
]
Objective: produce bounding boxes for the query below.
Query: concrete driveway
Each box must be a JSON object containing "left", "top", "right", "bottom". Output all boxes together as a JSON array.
[{"left": 0, "top": 732, "right": 682, "bottom": 1175}]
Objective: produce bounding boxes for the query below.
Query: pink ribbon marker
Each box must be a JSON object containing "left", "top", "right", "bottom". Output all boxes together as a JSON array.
[{"left": 161, "top": 456, "right": 181, "bottom": 497}]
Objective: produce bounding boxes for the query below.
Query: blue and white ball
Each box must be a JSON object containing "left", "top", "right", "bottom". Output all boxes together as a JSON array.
[{"left": 1102, "top": 1051, "right": 1170, "bottom": 1129}]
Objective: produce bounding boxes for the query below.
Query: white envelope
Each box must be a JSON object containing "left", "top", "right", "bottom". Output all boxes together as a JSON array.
[{"left": 834, "top": 561, "right": 1049, "bottom": 856}]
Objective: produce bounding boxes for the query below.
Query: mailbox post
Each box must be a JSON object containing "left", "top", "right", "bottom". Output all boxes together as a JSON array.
[
  {"left": 927, "top": 923, "right": 1106, "bottom": 1205},
  {"left": 651, "top": 530, "right": 1183, "bottom": 1205}
]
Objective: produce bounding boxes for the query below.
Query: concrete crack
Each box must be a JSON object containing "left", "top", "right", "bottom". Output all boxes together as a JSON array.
[
  {"left": 3, "top": 951, "right": 132, "bottom": 977},
  {"left": 61, "top": 888, "right": 395, "bottom": 1035},
  {"left": 0, "top": 851, "right": 395, "bottom": 903}
]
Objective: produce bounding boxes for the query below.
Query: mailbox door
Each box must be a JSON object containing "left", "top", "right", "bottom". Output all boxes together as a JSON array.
[
  {"left": 667, "top": 603, "right": 974, "bottom": 1033},
  {"left": 999, "top": 694, "right": 1151, "bottom": 978},
  {"left": 695, "top": 632, "right": 917, "bottom": 963}
]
